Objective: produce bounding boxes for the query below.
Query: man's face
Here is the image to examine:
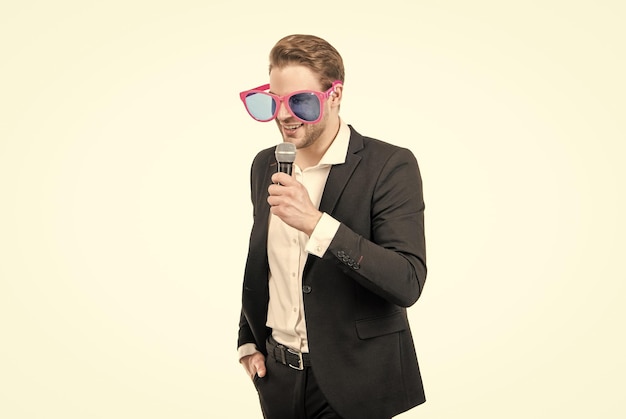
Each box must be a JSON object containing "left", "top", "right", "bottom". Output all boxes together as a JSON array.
[{"left": 269, "top": 65, "right": 336, "bottom": 150}]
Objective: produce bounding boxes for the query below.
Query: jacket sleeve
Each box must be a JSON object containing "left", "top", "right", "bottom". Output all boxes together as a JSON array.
[
  {"left": 238, "top": 309, "right": 255, "bottom": 348},
  {"left": 325, "top": 147, "right": 427, "bottom": 307}
]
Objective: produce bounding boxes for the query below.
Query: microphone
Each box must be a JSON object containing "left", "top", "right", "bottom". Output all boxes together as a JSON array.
[{"left": 275, "top": 142, "right": 296, "bottom": 176}]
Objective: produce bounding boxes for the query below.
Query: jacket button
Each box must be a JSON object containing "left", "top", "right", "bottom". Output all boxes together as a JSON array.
[{"left": 302, "top": 285, "right": 312, "bottom": 294}]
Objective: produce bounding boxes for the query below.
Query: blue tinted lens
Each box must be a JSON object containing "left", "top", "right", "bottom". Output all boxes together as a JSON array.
[
  {"left": 289, "top": 93, "right": 320, "bottom": 122},
  {"left": 245, "top": 92, "right": 277, "bottom": 121}
]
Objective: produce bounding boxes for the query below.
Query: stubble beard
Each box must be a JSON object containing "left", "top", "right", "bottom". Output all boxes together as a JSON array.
[{"left": 298, "top": 121, "right": 325, "bottom": 150}]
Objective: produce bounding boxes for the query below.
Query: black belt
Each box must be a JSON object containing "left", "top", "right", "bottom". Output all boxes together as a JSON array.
[{"left": 267, "top": 336, "right": 312, "bottom": 370}]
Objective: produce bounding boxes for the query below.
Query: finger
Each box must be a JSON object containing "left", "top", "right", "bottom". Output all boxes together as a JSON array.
[
  {"left": 268, "top": 182, "right": 289, "bottom": 198},
  {"left": 267, "top": 195, "right": 281, "bottom": 207},
  {"left": 243, "top": 363, "right": 255, "bottom": 381},
  {"left": 256, "top": 360, "right": 267, "bottom": 378},
  {"left": 268, "top": 183, "right": 280, "bottom": 196},
  {"left": 271, "top": 172, "right": 292, "bottom": 185}
]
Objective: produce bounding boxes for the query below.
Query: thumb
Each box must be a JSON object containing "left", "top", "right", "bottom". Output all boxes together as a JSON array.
[{"left": 256, "top": 360, "right": 267, "bottom": 378}]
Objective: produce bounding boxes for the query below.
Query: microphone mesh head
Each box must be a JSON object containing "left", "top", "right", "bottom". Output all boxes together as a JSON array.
[{"left": 275, "top": 142, "right": 296, "bottom": 163}]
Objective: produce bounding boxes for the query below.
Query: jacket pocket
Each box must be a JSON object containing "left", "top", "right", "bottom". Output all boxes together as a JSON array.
[{"left": 355, "top": 311, "right": 408, "bottom": 340}]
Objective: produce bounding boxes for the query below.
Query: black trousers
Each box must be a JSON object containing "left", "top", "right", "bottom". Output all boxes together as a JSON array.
[{"left": 253, "top": 350, "right": 343, "bottom": 419}]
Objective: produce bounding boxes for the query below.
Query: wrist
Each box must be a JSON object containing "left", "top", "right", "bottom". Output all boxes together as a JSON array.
[{"left": 306, "top": 211, "right": 323, "bottom": 237}]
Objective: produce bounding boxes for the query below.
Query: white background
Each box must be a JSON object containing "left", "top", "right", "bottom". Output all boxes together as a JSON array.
[{"left": 1, "top": 1, "right": 624, "bottom": 417}]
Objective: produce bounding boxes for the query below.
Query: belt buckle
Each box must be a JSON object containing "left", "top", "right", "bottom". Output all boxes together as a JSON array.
[{"left": 287, "top": 348, "right": 304, "bottom": 370}]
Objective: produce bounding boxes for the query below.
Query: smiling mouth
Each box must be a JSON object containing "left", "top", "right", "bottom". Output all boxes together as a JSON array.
[{"left": 282, "top": 123, "right": 303, "bottom": 131}]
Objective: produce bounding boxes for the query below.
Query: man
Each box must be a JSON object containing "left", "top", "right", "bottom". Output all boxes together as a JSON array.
[{"left": 237, "top": 34, "right": 427, "bottom": 419}]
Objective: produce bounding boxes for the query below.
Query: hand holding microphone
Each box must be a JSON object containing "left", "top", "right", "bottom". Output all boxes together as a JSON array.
[{"left": 269, "top": 142, "right": 322, "bottom": 236}]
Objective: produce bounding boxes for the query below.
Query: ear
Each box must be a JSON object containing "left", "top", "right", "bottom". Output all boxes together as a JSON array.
[{"left": 330, "top": 83, "right": 343, "bottom": 108}]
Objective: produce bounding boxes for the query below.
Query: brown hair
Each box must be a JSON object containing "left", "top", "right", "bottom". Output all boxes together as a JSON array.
[{"left": 269, "top": 34, "right": 345, "bottom": 90}]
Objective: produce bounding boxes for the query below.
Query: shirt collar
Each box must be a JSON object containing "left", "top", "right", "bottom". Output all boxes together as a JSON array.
[{"left": 318, "top": 118, "right": 350, "bottom": 166}]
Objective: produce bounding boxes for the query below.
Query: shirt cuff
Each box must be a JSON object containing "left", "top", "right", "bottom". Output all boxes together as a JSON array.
[
  {"left": 238, "top": 343, "right": 260, "bottom": 363},
  {"left": 306, "top": 213, "right": 340, "bottom": 258}
]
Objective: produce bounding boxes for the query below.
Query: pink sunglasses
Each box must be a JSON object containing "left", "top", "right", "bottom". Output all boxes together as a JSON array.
[{"left": 239, "top": 81, "right": 342, "bottom": 124}]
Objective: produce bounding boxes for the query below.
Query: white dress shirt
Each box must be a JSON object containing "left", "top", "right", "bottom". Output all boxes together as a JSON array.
[{"left": 238, "top": 119, "right": 350, "bottom": 360}]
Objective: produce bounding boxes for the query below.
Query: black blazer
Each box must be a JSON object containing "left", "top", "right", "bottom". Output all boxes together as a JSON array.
[{"left": 238, "top": 125, "right": 427, "bottom": 419}]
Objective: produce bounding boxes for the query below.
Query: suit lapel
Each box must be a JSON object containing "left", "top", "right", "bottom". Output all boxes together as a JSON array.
[
  {"left": 255, "top": 157, "right": 275, "bottom": 226},
  {"left": 318, "top": 127, "right": 363, "bottom": 214},
  {"left": 244, "top": 150, "right": 275, "bottom": 292}
]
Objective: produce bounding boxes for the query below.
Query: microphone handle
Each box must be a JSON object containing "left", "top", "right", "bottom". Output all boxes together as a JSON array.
[{"left": 277, "top": 162, "right": 293, "bottom": 176}]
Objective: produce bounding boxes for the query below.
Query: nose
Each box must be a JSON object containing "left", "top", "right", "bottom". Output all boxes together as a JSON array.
[{"left": 275, "top": 99, "right": 293, "bottom": 121}]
